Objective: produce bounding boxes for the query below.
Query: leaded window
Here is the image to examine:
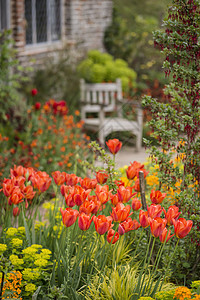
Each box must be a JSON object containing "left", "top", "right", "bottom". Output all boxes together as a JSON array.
[{"left": 25, "top": 0, "right": 61, "bottom": 45}]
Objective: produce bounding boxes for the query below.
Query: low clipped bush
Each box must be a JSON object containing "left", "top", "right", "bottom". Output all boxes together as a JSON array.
[{"left": 77, "top": 50, "right": 137, "bottom": 92}]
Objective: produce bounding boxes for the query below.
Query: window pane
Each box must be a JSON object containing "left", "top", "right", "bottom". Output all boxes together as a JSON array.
[
  {"left": 36, "top": 0, "right": 47, "bottom": 43},
  {"left": 51, "top": 0, "right": 60, "bottom": 41},
  {"left": 0, "top": 0, "right": 8, "bottom": 31},
  {"left": 25, "top": 0, "right": 32, "bottom": 44}
]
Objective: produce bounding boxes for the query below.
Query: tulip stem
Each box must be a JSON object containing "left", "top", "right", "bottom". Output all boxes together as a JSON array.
[
  {"left": 159, "top": 239, "right": 179, "bottom": 291},
  {"left": 131, "top": 228, "right": 144, "bottom": 266}
]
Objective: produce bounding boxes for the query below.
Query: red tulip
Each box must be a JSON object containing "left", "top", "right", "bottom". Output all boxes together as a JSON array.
[
  {"left": 173, "top": 218, "right": 193, "bottom": 239},
  {"left": 52, "top": 171, "right": 66, "bottom": 186},
  {"left": 131, "top": 197, "right": 142, "bottom": 211},
  {"left": 133, "top": 178, "right": 140, "bottom": 192},
  {"left": 106, "top": 139, "right": 122, "bottom": 154},
  {"left": 111, "top": 203, "right": 132, "bottom": 223},
  {"left": 34, "top": 102, "right": 41, "bottom": 110},
  {"left": 65, "top": 173, "right": 80, "bottom": 186},
  {"left": 139, "top": 210, "right": 150, "bottom": 228},
  {"left": 118, "top": 217, "right": 141, "bottom": 235},
  {"left": 60, "top": 207, "right": 79, "bottom": 227},
  {"left": 78, "top": 213, "right": 92, "bottom": 231},
  {"left": 126, "top": 161, "right": 144, "bottom": 180},
  {"left": 93, "top": 215, "right": 113, "bottom": 235},
  {"left": 147, "top": 204, "right": 163, "bottom": 219},
  {"left": 13, "top": 207, "right": 20, "bottom": 217},
  {"left": 23, "top": 185, "right": 36, "bottom": 201},
  {"left": 8, "top": 187, "right": 24, "bottom": 205},
  {"left": 150, "top": 217, "right": 167, "bottom": 238},
  {"left": 150, "top": 190, "right": 167, "bottom": 204},
  {"left": 159, "top": 227, "right": 174, "bottom": 243},
  {"left": 163, "top": 205, "right": 181, "bottom": 226},
  {"left": 31, "top": 88, "right": 38, "bottom": 96},
  {"left": 79, "top": 199, "right": 100, "bottom": 215},
  {"left": 117, "top": 186, "right": 136, "bottom": 203},
  {"left": 81, "top": 177, "right": 97, "bottom": 190},
  {"left": 96, "top": 171, "right": 109, "bottom": 184},
  {"left": 110, "top": 194, "right": 120, "bottom": 206},
  {"left": 107, "top": 229, "right": 119, "bottom": 244}
]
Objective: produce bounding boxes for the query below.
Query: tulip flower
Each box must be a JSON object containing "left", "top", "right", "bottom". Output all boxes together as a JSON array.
[
  {"left": 93, "top": 215, "right": 113, "bottom": 235},
  {"left": 107, "top": 229, "right": 119, "bottom": 244},
  {"left": 163, "top": 205, "right": 181, "bottom": 226},
  {"left": 13, "top": 207, "right": 20, "bottom": 217},
  {"left": 60, "top": 207, "right": 79, "bottom": 228},
  {"left": 131, "top": 197, "right": 142, "bottom": 211},
  {"left": 106, "top": 139, "right": 122, "bottom": 154},
  {"left": 52, "top": 171, "right": 66, "bottom": 185},
  {"left": 117, "top": 186, "right": 136, "bottom": 203},
  {"left": 118, "top": 217, "right": 141, "bottom": 235},
  {"left": 150, "top": 189, "right": 167, "bottom": 204},
  {"left": 126, "top": 161, "right": 144, "bottom": 180},
  {"left": 34, "top": 102, "right": 41, "bottom": 110},
  {"left": 96, "top": 171, "right": 109, "bottom": 184},
  {"left": 150, "top": 217, "right": 167, "bottom": 238},
  {"left": 81, "top": 177, "right": 97, "bottom": 190},
  {"left": 11, "top": 165, "right": 25, "bottom": 177},
  {"left": 133, "top": 178, "right": 140, "bottom": 192},
  {"left": 147, "top": 204, "right": 163, "bottom": 219},
  {"left": 111, "top": 203, "right": 132, "bottom": 223},
  {"left": 8, "top": 187, "right": 24, "bottom": 205},
  {"left": 23, "top": 185, "right": 36, "bottom": 201},
  {"left": 139, "top": 210, "right": 150, "bottom": 228},
  {"left": 31, "top": 88, "right": 38, "bottom": 96},
  {"left": 159, "top": 227, "right": 174, "bottom": 243},
  {"left": 65, "top": 173, "right": 80, "bottom": 186},
  {"left": 78, "top": 213, "right": 92, "bottom": 231},
  {"left": 110, "top": 194, "right": 120, "bottom": 206},
  {"left": 79, "top": 199, "right": 100, "bottom": 215},
  {"left": 173, "top": 218, "right": 193, "bottom": 239}
]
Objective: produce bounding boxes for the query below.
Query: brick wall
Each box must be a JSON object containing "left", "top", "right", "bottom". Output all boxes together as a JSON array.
[{"left": 10, "top": 0, "right": 113, "bottom": 67}]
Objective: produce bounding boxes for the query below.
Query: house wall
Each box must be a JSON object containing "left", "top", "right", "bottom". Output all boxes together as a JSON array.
[{"left": 10, "top": 0, "right": 113, "bottom": 67}]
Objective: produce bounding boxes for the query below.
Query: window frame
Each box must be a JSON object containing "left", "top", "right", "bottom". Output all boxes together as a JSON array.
[{"left": 25, "top": 0, "right": 64, "bottom": 48}]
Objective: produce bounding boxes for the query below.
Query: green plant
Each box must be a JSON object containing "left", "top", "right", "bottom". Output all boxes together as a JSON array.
[
  {"left": 77, "top": 50, "right": 137, "bottom": 92},
  {"left": 142, "top": 0, "right": 200, "bottom": 284}
]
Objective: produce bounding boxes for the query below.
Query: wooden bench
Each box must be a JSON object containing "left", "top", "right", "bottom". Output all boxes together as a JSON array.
[{"left": 80, "top": 79, "right": 143, "bottom": 151}]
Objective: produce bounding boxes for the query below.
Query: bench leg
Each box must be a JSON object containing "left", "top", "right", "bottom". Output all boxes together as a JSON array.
[
  {"left": 135, "top": 133, "right": 142, "bottom": 152},
  {"left": 99, "top": 128, "right": 105, "bottom": 147}
]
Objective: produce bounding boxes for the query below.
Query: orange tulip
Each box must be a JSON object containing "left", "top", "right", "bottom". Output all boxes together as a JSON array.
[
  {"left": 139, "top": 210, "right": 150, "bottom": 228},
  {"left": 79, "top": 199, "right": 100, "bottom": 215},
  {"left": 126, "top": 161, "right": 144, "bottom": 180},
  {"left": 173, "top": 218, "right": 193, "bottom": 239},
  {"left": 107, "top": 229, "right": 119, "bottom": 244},
  {"left": 111, "top": 203, "right": 132, "bottom": 223},
  {"left": 8, "top": 187, "right": 24, "bottom": 205},
  {"left": 78, "top": 213, "right": 92, "bottom": 231},
  {"left": 147, "top": 204, "right": 163, "bottom": 219},
  {"left": 133, "top": 178, "right": 140, "bottom": 192},
  {"left": 159, "top": 227, "right": 174, "bottom": 243},
  {"left": 150, "top": 190, "right": 167, "bottom": 204},
  {"left": 106, "top": 139, "right": 122, "bottom": 154},
  {"left": 118, "top": 217, "right": 141, "bottom": 235},
  {"left": 73, "top": 186, "right": 91, "bottom": 206},
  {"left": 131, "top": 197, "right": 142, "bottom": 211},
  {"left": 65, "top": 173, "right": 80, "bottom": 186},
  {"left": 110, "top": 194, "right": 120, "bottom": 206},
  {"left": 93, "top": 215, "right": 113, "bottom": 235},
  {"left": 60, "top": 207, "right": 79, "bottom": 227},
  {"left": 11, "top": 165, "right": 25, "bottom": 177},
  {"left": 13, "top": 207, "right": 20, "bottom": 217},
  {"left": 117, "top": 186, "right": 136, "bottom": 203},
  {"left": 96, "top": 171, "right": 109, "bottom": 184},
  {"left": 81, "top": 177, "right": 97, "bottom": 190},
  {"left": 150, "top": 217, "right": 167, "bottom": 238},
  {"left": 3, "top": 179, "right": 14, "bottom": 197},
  {"left": 23, "top": 185, "right": 36, "bottom": 201},
  {"left": 52, "top": 171, "right": 66, "bottom": 185},
  {"left": 163, "top": 205, "right": 181, "bottom": 226}
]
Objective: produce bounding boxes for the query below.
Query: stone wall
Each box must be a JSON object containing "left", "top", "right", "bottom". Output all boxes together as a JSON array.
[{"left": 10, "top": 0, "right": 113, "bottom": 67}]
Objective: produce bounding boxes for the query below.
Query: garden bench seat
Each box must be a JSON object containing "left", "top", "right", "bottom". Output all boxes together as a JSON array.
[{"left": 80, "top": 79, "right": 143, "bottom": 151}]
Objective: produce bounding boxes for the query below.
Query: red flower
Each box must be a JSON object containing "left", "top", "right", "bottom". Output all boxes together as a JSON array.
[
  {"left": 159, "top": 227, "right": 174, "bottom": 243},
  {"left": 126, "top": 161, "right": 144, "bottom": 180},
  {"left": 107, "top": 229, "right": 119, "bottom": 244},
  {"left": 131, "top": 197, "right": 142, "bottom": 211},
  {"left": 78, "top": 213, "right": 92, "bottom": 231},
  {"left": 31, "top": 88, "right": 38, "bottom": 96},
  {"left": 96, "top": 171, "right": 109, "bottom": 184},
  {"left": 139, "top": 210, "right": 150, "bottom": 228},
  {"left": 150, "top": 217, "right": 167, "bottom": 238},
  {"left": 60, "top": 207, "right": 79, "bottom": 227},
  {"left": 150, "top": 190, "right": 167, "bottom": 204},
  {"left": 173, "top": 218, "right": 193, "bottom": 239},
  {"left": 118, "top": 217, "right": 141, "bottom": 235},
  {"left": 117, "top": 186, "right": 136, "bottom": 203},
  {"left": 163, "top": 205, "right": 181, "bottom": 226},
  {"left": 79, "top": 199, "right": 100, "bottom": 215},
  {"left": 52, "top": 171, "right": 66, "bottom": 186},
  {"left": 106, "top": 139, "right": 122, "bottom": 154},
  {"left": 133, "top": 178, "right": 140, "bottom": 192},
  {"left": 111, "top": 203, "right": 132, "bottom": 223},
  {"left": 93, "top": 215, "right": 113, "bottom": 235},
  {"left": 13, "top": 207, "right": 20, "bottom": 217},
  {"left": 147, "top": 204, "right": 163, "bottom": 219},
  {"left": 34, "top": 102, "right": 41, "bottom": 110}
]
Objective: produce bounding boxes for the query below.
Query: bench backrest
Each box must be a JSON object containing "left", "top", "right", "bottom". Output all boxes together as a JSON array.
[{"left": 80, "top": 79, "right": 123, "bottom": 114}]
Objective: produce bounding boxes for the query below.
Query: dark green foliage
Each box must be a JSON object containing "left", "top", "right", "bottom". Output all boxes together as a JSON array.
[{"left": 143, "top": 0, "right": 200, "bottom": 284}]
